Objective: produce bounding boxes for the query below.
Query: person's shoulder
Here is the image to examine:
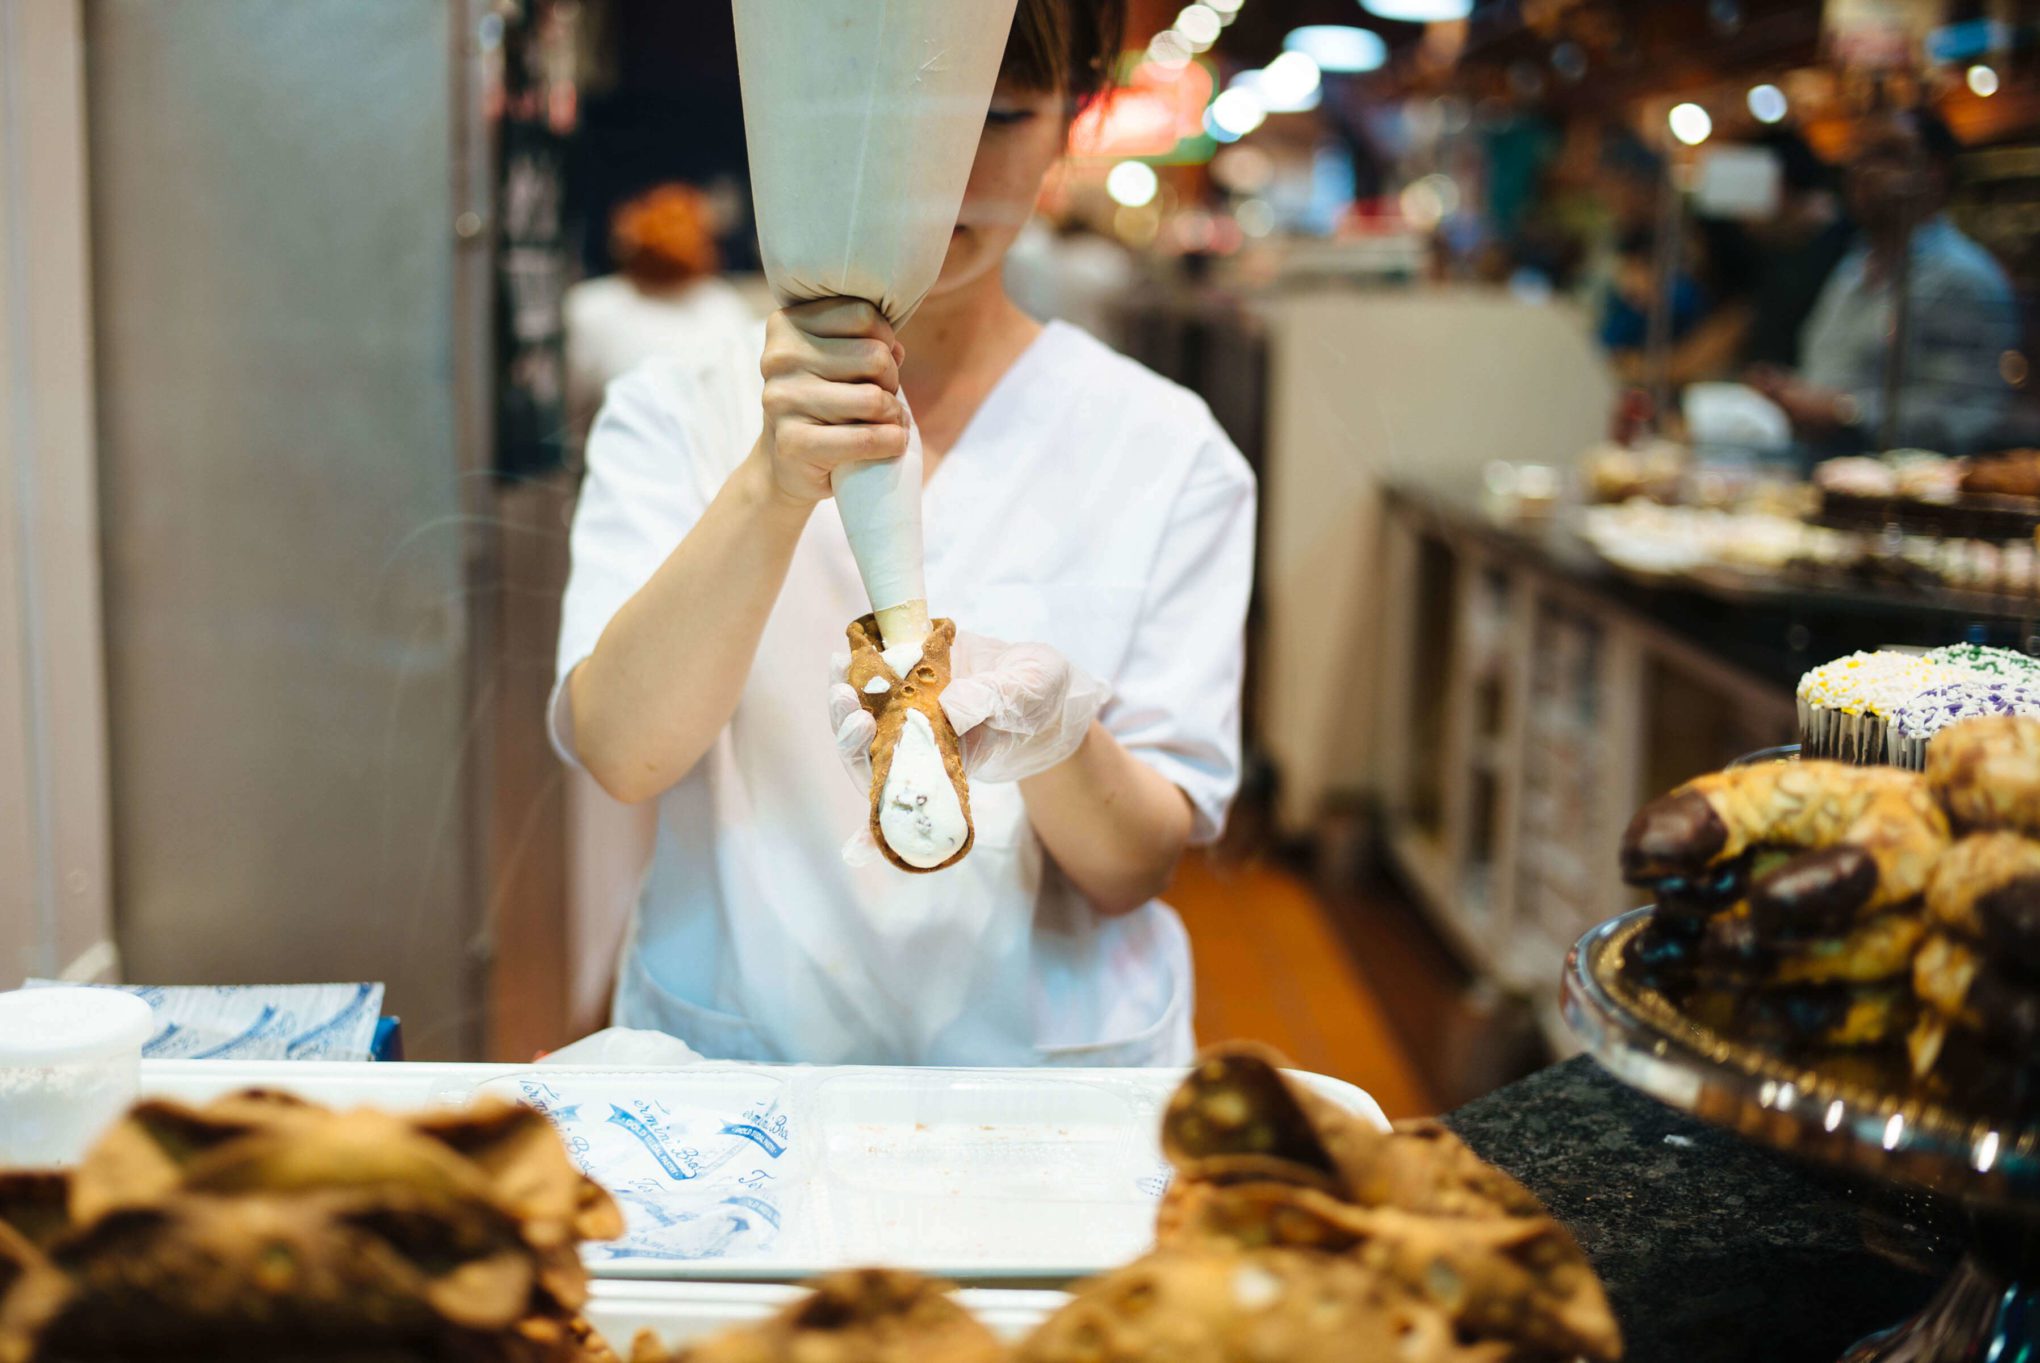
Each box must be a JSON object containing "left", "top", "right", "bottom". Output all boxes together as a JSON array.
[
  {"left": 1041, "top": 323, "right": 1251, "bottom": 487},
  {"left": 1925, "top": 221, "right": 2013, "bottom": 297},
  {"left": 604, "top": 317, "right": 768, "bottom": 414}
]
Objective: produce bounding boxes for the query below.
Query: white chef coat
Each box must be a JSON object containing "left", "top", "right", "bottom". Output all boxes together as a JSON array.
[
  {"left": 552, "top": 319, "right": 1255, "bottom": 1067},
  {"left": 563, "top": 274, "right": 759, "bottom": 449}
]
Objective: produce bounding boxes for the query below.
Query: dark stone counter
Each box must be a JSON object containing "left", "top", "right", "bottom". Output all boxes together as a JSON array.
[{"left": 1447, "top": 1056, "right": 1963, "bottom": 1363}]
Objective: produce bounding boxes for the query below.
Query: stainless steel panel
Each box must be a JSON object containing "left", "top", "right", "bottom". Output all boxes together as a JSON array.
[{"left": 86, "top": 0, "right": 483, "bottom": 1055}]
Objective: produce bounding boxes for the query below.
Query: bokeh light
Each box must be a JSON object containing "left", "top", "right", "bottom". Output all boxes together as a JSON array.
[{"left": 1105, "top": 160, "right": 1160, "bottom": 208}]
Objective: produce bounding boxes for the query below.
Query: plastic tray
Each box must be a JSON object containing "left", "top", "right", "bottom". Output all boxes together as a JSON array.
[
  {"left": 583, "top": 1279, "right": 1070, "bottom": 1350},
  {"left": 137, "top": 1059, "right": 1388, "bottom": 1283}
]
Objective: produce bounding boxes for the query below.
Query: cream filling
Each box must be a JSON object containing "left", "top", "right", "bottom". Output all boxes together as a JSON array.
[
  {"left": 877, "top": 709, "right": 967, "bottom": 869},
  {"left": 862, "top": 676, "right": 892, "bottom": 695},
  {"left": 880, "top": 640, "right": 925, "bottom": 677}
]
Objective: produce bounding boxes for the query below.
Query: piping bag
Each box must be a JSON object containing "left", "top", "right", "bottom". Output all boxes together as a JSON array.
[{"left": 734, "top": 0, "right": 1019, "bottom": 871}]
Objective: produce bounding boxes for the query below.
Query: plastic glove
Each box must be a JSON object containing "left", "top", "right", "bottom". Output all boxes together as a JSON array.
[{"left": 826, "top": 629, "right": 1111, "bottom": 791}]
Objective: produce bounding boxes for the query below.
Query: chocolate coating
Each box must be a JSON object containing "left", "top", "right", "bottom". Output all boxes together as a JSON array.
[
  {"left": 1621, "top": 790, "right": 1729, "bottom": 883},
  {"left": 1974, "top": 876, "right": 2040, "bottom": 983},
  {"left": 1748, "top": 846, "right": 1879, "bottom": 942}
]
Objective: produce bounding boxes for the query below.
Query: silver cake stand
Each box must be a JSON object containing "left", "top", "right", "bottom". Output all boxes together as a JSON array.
[{"left": 1564, "top": 908, "right": 2038, "bottom": 1362}]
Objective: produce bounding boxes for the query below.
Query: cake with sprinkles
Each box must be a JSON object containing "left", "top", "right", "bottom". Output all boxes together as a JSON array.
[
  {"left": 1924, "top": 643, "right": 2040, "bottom": 681},
  {"left": 1796, "top": 650, "right": 1963, "bottom": 763},
  {"left": 1889, "top": 678, "right": 2040, "bottom": 768}
]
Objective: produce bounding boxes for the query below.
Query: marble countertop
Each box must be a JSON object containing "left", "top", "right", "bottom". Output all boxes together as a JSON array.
[{"left": 1447, "top": 1055, "right": 1964, "bottom": 1363}]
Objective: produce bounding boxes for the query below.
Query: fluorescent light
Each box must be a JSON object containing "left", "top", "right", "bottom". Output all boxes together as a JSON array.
[
  {"left": 1106, "top": 160, "right": 1160, "bottom": 207},
  {"left": 1208, "top": 86, "right": 1267, "bottom": 137},
  {"left": 1284, "top": 25, "right": 1386, "bottom": 73},
  {"left": 1358, "top": 0, "right": 1471, "bottom": 21},
  {"left": 1746, "top": 83, "right": 1787, "bottom": 123},
  {"left": 1669, "top": 102, "right": 1712, "bottom": 146},
  {"left": 1968, "top": 63, "right": 2000, "bottom": 97}
]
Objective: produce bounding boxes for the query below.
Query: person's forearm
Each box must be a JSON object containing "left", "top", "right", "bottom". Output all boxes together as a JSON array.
[
  {"left": 1020, "top": 724, "right": 1195, "bottom": 915},
  {"left": 570, "top": 448, "right": 811, "bottom": 802}
]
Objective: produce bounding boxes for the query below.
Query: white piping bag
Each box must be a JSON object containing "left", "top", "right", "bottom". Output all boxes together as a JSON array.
[{"left": 733, "top": 0, "right": 1019, "bottom": 653}]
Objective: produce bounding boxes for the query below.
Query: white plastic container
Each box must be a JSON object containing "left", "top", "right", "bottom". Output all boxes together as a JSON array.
[{"left": 0, "top": 987, "right": 156, "bottom": 1166}]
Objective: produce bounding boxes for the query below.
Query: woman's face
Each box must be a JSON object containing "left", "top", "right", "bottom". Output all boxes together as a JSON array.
[{"left": 926, "top": 81, "right": 1067, "bottom": 300}]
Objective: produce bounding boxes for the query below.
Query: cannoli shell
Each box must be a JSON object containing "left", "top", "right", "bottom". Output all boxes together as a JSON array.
[{"left": 846, "top": 615, "right": 974, "bottom": 874}]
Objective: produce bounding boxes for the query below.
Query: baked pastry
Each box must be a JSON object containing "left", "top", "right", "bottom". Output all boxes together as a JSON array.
[
  {"left": 1960, "top": 449, "right": 2040, "bottom": 498},
  {"left": 1015, "top": 1247, "right": 1524, "bottom": 1363},
  {"left": 1618, "top": 762, "right": 1950, "bottom": 1057},
  {"left": 845, "top": 614, "right": 973, "bottom": 873},
  {"left": 1796, "top": 651, "right": 1963, "bottom": 763},
  {"left": 1153, "top": 1046, "right": 1619, "bottom": 1362},
  {"left": 627, "top": 1268, "right": 1000, "bottom": 1363},
  {"left": 0, "top": 1091, "right": 623, "bottom": 1363},
  {"left": 1889, "top": 680, "right": 2040, "bottom": 770}
]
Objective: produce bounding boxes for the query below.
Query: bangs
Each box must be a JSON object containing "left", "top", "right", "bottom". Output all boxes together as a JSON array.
[{"left": 999, "top": 0, "right": 1123, "bottom": 108}]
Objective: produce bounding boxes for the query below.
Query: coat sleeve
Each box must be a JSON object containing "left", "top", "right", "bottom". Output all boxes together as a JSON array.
[
  {"left": 549, "top": 364, "right": 720, "bottom": 768},
  {"left": 1101, "top": 429, "right": 1258, "bottom": 845}
]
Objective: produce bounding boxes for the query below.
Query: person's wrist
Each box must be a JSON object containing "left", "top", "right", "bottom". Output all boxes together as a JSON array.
[{"left": 738, "top": 442, "right": 815, "bottom": 528}]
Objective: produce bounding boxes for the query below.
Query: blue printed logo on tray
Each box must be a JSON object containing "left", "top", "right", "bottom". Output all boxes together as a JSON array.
[{"left": 514, "top": 1079, "right": 793, "bottom": 1262}]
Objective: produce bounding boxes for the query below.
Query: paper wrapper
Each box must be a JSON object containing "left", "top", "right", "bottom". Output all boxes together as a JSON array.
[{"left": 846, "top": 615, "right": 974, "bottom": 874}]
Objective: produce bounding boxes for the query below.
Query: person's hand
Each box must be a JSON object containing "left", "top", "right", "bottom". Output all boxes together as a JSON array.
[
  {"left": 754, "top": 299, "right": 910, "bottom": 509},
  {"left": 826, "top": 630, "right": 1112, "bottom": 791}
]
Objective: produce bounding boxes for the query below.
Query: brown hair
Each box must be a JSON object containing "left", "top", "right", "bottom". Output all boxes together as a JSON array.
[
  {"left": 610, "top": 184, "right": 720, "bottom": 289},
  {"left": 1000, "top": 0, "right": 1127, "bottom": 111}
]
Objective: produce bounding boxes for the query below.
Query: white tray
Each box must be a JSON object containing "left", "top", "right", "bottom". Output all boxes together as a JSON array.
[
  {"left": 584, "top": 1280, "right": 1070, "bottom": 1350},
  {"left": 137, "top": 1059, "right": 1388, "bottom": 1283}
]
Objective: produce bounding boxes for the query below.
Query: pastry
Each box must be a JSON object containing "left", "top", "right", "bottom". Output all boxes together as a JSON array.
[
  {"left": 845, "top": 614, "right": 973, "bottom": 873},
  {"left": 0, "top": 1091, "right": 623, "bottom": 1363},
  {"left": 1154, "top": 1185, "right": 1618, "bottom": 1361},
  {"left": 1923, "top": 712, "right": 2040, "bottom": 836},
  {"left": 1151, "top": 1046, "right": 1620, "bottom": 1362},
  {"left": 1960, "top": 449, "right": 2040, "bottom": 498},
  {"left": 1619, "top": 762, "right": 1949, "bottom": 1054},
  {"left": 1924, "top": 643, "right": 2040, "bottom": 682},
  {"left": 1888, "top": 679, "right": 2040, "bottom": 770},
  {"left": 628, "top": 1268, "right": 1001, "bottom": 1363},
  {"left": 1015, "top": 1248, "right": 1520, "bottom": 1363},
  {"left": 1795, "top": 651, "right": 1963, "bottom": 763}
]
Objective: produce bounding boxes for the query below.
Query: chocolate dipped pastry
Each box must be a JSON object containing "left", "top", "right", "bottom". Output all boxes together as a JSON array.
[
  {"left": 0, "top": 1090, "right": 623, "bottom": 1363},
  {"left": 1617, "top": 762, "right": 1949, "bottom": 1058},
  {"left": 627, "top": 1268, "right": 1000, "bottom": 1363},
  {"left": 1908, "top": 830, "right": 2040, "bottom": 1118},
  {"left": 845, "top": 615, "right": 973, "bottom": 873}
]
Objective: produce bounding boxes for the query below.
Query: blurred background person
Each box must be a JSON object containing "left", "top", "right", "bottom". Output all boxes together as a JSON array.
[
  {"left": 1750, "top": 109, "right": 2019, "bottom": 456},
  {"left": 564, "top": 183, "right": 755, "bottom": 452}
]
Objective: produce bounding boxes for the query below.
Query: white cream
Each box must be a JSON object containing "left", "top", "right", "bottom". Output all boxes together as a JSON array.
[
  {"left": 862, "top": 676, "right": 892, "bottom": 696},
  {"left": 880, "top": 640, "right": 926, "bottom": 677},
  {"left": 877, "top": 709, "right": 967, "bottom": 869}
]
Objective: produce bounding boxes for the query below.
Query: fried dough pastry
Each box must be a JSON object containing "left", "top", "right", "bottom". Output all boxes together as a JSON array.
[
  {"left": 846, "top": 615, "right": 974, "bottom": 874},
  {"left": 0, "top": 1091, "right": 622, "bottom": 1363},
  {"left": 1154, "top": 1184, "right": 1618, "bottom": 1361},
  {"left": 1926, "top": 714, "right": 2040, "bottom": 836},
  {"left": 1621, "top": 762, "right": 1949, "bottom": 920},
  {"left": 629, "top": 1268, "right": 1000, "bottom": 1363},
  {"left": 1015, "top": 1248, "right": 1522, "bottom": 1363},
  {"left": 1160, "top": 1046, "right": 1545, "bottom": 1219}
]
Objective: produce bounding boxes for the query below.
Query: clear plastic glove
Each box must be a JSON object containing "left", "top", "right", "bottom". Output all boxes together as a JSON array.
[{"left": 827, "top": 629, "right": 1111, "bottom": 792}]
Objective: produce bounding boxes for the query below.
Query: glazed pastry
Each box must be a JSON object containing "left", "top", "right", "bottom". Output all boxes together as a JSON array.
[
  {"left": 1905, "top": 828, "right": 2040, "bottom": 1113},
  {"left": 1924, "top": 713, "right": 2040, "bottom": 837},
  {"left": 1888, "top": 680, "right": 2040, "bottom": 770},
  {"left": 1015, "top": 1248, "right": 1520, "bottom": 1363},
  {"left": 1619, "top": 763, "right": 1949, "bottom": 1057},
  {"left": 1621, "top": 762, "right": 1950, "bottom": 917},
  {"left": 1795, "top": 651, "right": 1961, "bottom": 763},
  {"left": 629, "top": 1268, "right": 1001, "bottom": 1363},
  {"left": 0, "top": 1090, "right": 623, "bottom": 1363},
  {"left": 846, "top": 614, "right": 974, "bottom": 873}
]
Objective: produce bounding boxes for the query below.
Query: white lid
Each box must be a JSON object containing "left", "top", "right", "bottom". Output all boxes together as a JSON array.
[{"left": 0, "top": 987, "right": 155, "bottom": 1066}]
